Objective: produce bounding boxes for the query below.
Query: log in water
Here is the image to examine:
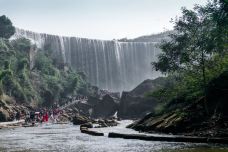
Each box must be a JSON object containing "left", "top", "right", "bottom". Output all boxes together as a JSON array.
[{"left": 108, "top": 132, "right": 228, "bottom": 144}]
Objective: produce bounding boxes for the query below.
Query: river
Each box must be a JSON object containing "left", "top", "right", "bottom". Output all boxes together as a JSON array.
[{"left": 0, "top": 120, "right": 227, "bottom": 152}]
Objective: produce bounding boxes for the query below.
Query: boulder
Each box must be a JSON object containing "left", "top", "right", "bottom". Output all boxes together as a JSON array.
[
  {"left": 58, "top": 113, "right": 70, "bottom": 122},
  {"left": 95, "top": 119, "right": 118, "bottom": 128},
  {"left": 118, "top": 91, "right": 157, "bottom": 119},
  {"left": 72, "top": 114, "right": 91, "bottom": 125},
  {"left": 80, "top": 127, "right": 88, "bottom": 131},
  {"left": 105, "top": 119, "right": 118, "bottom": 127},
  {"left": 92, "top": 94, "right": 119, "bottom": 118},
  {"left": 98, "top": 119, "right": 105, "bottom": 123},
  {"left": 87, "top": 96, "right": 101, "bottom": 106},
  {"left": 80, "top": 122, "right": 93, "bottom": 128},
  {"left": 129, "top": 78, "right": 166, "bottom": 97},
  {"left": 0, "top": 109, "right": 10, "bottom": 122},
  {"left": 76, "top": 102, "right": 93, "bottom": 117},
  {"left": 117, "top": 78, "right": 168, "bottom": 119}
]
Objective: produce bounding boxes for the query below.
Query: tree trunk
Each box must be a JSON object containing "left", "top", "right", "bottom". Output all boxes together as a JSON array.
[{"left": 201, "top": 51, "right": 209, "bottom": 115}]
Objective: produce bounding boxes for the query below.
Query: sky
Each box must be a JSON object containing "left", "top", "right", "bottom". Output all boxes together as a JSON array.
[{"left": 0, "top": 0, "right": 208, "bottom": 40}]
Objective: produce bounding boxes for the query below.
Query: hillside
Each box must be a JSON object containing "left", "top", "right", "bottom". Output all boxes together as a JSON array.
[{"left": 118, "top": 31, "right": 172, "bottom": 42}]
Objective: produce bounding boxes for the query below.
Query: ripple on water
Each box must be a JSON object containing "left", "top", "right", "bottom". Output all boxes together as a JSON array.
[{"left": 0, "top": 121, "right": 228, "bottom": 152}]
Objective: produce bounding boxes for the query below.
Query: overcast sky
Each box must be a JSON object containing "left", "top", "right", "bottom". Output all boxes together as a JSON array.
[{"left": 0, "top": 0, "right": 207, "bottom": 40}]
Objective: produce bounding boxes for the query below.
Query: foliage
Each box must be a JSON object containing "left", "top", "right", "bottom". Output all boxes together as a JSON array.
[
  {"left": 34, "top": 51, "right": 57, "bottom": 76},
  {"left": 0, "top": 15, "right": 15, "bottom": 39},
  {"left": 0, "top": 16, "right": 90, "bottom": 106},
  {"left": 31, "top": 50, "right": 87, "bottom": 106},
  {"left": 151, "top": 0, "right": 228, "bottom": 114}
]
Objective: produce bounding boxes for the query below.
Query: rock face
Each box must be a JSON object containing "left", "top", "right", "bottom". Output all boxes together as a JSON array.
[
  {"left": 117, "top": 79, "right": 165, "bottom": 119},
  {"left": 92, "top": 94, "right": 119, "bottom": 118}
]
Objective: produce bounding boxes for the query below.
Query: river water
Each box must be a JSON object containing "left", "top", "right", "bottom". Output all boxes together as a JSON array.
[{"left": 0, "top": 120, "right": 227, "bottom": 152}]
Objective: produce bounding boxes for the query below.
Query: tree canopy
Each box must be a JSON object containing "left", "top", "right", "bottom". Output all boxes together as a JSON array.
[
  {"left": 153, "top": 0, "right": 227, "bottom": 75},
  {"left": 150, "top": 0, "right": 228, "bottom": 114},
  {"left": 0, "top": 15, "right": 15, "bottom": 39}
]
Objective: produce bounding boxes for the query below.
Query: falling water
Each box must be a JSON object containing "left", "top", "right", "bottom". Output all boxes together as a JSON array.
[{"left": 14, "top": 29, "right": 161, "bottom": 92}]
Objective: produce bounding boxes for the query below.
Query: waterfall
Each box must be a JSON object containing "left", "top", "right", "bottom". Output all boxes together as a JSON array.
[{"left": 14, "top": 28, "right": 161, "bottom": 92}]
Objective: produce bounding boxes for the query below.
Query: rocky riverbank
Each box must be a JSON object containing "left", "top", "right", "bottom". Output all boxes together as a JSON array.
[
  {"left": 127, "top": 98, "right": 228, "bottom": 138},
  {"left": 0, "top": 95, "right": 32, "bottom": 122},
  {"left": 127, "top": 71, "right": 228, "bottom": 139}
]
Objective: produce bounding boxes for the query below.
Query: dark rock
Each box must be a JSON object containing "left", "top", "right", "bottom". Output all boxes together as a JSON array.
[
  {"left": 97, "top": 120, "right": 108, "bottom": 128},
  {"left": 129, "top": 78, "right": 167, "bottom": 97},
  {"left": 92, "top": 94, "right": 119, "bottom": 118},
  {"left": 58, "top": 113, "right": 70, "bottom": 122},
  {"left": 76, "top": 102, "right": 93, "bottom": 117},
  {"left": 129, "top": 79, "right": 159, "bottom": 97},
  {"left": 98, "top": 119, "right": 105, "bottom": 123},
  {"left": 87, "top": 96, "right": 101, "bottom": 106},
  {"left": 0, "top": 109, "right": 9, "bottom": 122},
  {"left": 118, "top": 91, "right": 157, "bottom": 119},
  {"left": 80, "top": 127, "right": 88, "bottom": 131},
  {"left": 81, "top": 129, "right": 104, "bottom": 136},
  {"left": 72, "top": 114, "right": 91, "bottom": 125},
  {"left": 80, "top": 122, "right": 93, "bottom": 128},
  {"left": 105, "top": 119, "right": 118, "bottom": 127},
  {"left": 117, "top": 78, "right": 168, "bottom": 119},
  {"left": 99, "top": 122, "right": 108, "bottom": 128},
  {"left": 95, "top": 119, "right": 118, "bottom": 128},
  {"left": 0, "top": 97, "right": 31, "bottom": 122},
  {"left": 99, "top": 89, "right": 120, "bottom": 100}
]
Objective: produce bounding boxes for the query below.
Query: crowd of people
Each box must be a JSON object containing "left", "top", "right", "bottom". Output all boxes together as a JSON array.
[
  {"left": 14, "top": 107, "right": 63, "bottom": 125},
  {"left": 14, "top": 95, "right": 89, "bottom": 125}
]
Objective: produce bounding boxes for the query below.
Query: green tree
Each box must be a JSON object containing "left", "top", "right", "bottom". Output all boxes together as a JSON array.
[
  {"left": 0, "top": 15, "right": 15, "bottom": 39},
  {"left": 152, "top": 0, "right": 228, "bottom": 114}
]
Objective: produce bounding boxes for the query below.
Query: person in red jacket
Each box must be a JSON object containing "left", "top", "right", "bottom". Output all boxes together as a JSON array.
[
  {"left": 45, "top": 111, "right": 49, "bottom": 122},
  {"left": 42, "top": 111, "right": 49, "bottom": 122}
]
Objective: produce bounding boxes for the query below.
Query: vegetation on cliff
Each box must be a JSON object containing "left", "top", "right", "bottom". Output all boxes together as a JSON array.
[{"left": 0, "top": 15, "right": 90, "bottom": 107}]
